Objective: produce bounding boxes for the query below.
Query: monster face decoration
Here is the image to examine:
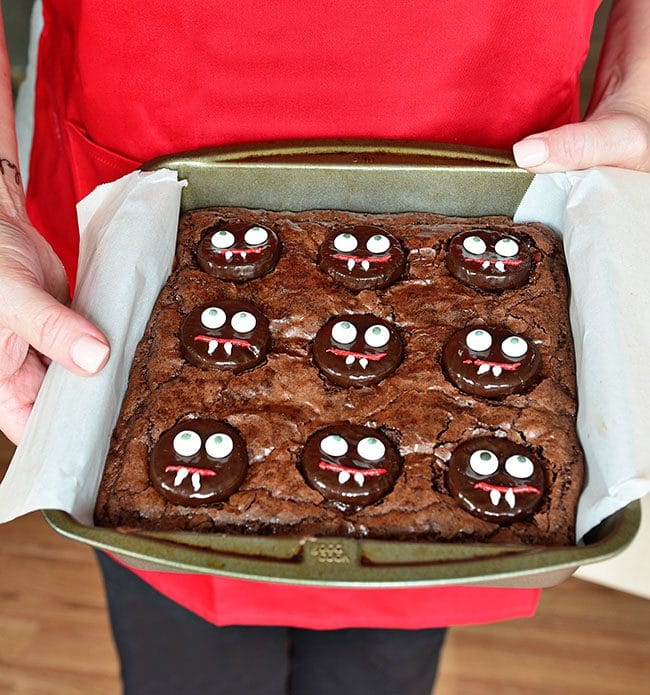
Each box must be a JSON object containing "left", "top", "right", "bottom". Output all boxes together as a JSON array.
[
  {"left": 180, "top": 299, "right": 270, "bottom": 372},
  {"left": 318, "top": 225, "right": 406, "bottom": 291},
  {"left": 150, "top": 419, "right": 248, "bottom": 506},
  {"left": 312, "top": 314, "right": 403, "bottom": 387},
  {"left": 447, "top": 437, "right": 545, "bottom": 524},
  {"left": 442, "top": 326, "right": 540, "bottom": 398},
  {"left": 197, "top": 222, "right": 281, "bottom": 282},
  {"left": 446, "top": 230, "right": 533, "bottom": 290},
  {"left": 300, "top": 425, "right": 401, "bottom": 512}
]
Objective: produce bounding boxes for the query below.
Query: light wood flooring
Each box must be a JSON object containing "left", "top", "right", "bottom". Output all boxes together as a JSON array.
[{"left": 1, "top": 434, "right": 649, "bottom": 694}]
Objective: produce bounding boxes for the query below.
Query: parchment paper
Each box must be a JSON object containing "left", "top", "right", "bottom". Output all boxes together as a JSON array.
[{"left": 0, "top": 166, "right": 648, "bottom": 542}]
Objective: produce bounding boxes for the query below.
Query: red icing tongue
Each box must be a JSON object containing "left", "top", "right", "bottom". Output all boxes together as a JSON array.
[
  {"left": 218, "top": 247, "right": 264, "bottom": 256},
  {"left": 194, "top": 335, "right": 252, "bottom": 347},
  {"left": 465, "top": 258, "right": 522, "bottom": 266},
  {"left": 326, "top": 348, "right": 387, "bottom": 361},
  {"left": 165, "top": 465, "right": 216, "bottom": 478},
  {"left": 332, "top": 253, "right": 391, "bottom": 264},
  {"left": 474, "top": 481, "right": 541, "bottom": 494},
  {"left": 319, "top": 461, "right": 387, "bottom": 477},
  {"left": 462, "top": 358, "right": 521, "bottom": 371}
]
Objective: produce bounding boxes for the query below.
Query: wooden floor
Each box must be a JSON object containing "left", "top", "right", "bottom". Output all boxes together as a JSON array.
[{"left": 1, "top": 435, "right": 649, "bottom": 694}]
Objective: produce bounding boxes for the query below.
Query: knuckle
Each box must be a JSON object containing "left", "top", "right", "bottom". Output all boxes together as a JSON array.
[{"left": 35, "top": 305, "right": 70, "bottom": 351}]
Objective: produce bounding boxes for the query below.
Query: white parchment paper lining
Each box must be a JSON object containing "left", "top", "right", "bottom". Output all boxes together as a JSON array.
[{"left": 1, "top": 166, "right": 648, "bottom": 542}]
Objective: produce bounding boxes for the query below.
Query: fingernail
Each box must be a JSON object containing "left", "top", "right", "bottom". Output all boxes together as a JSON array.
[
  {"left": 513, "top": 139, "right": 549, "bottom": 168},
  {"left": 70, "top": 335, "right": 110, "bottom": 373}
]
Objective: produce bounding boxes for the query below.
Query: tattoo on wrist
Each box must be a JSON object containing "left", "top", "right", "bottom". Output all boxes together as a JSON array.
[{"left": 0, "top": 158, "right": 21, "bottom": 186}]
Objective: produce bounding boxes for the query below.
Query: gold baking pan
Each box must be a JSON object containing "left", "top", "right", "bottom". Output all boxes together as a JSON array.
[{"left": 44, "top": 140, "right": 641, "bottom": 587}]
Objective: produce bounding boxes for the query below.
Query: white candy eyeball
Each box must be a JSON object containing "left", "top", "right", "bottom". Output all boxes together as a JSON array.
[
  {"left": 504, "top": 454, "right": 534, "bottom": 479},
  {"left": 331, "top": 320, "right": 358, "bottom": 344},
  {"left": 205, "top": 432, "right": 234, "bottom": 459},
  {"left": 501, "top": 335, "right": 528, "bottom": 359},
  {"left": 173, "top": 430, "right": 202, "bottom": 457},
  {"left": 465, "top": 329, "right": 492, "bottom": 352},
  {"left": 231, "top": 311, "right": 257, "bottom": 333},
  {"left": 364, "top": 324, "right": 390, "bottom": 348},
  {"left": 211, "top": 230, "right": 235, "bottom": 249},
  {"left": 366, "top": 234, "right": 391, "bottom": 254},
  {"left": 462, "top": 235, "right": 487, "bottom": 255},
  {"left": 469, "top": 449, "right": 499, "bottom": 476},
  {"left": 201, "top": 307, "right": 227, "bottom": 329},
  {"left": 357, "top": 437, "right": 386, "bottom": 461},
  {"left": 334, "top": 233, "right": 358, "bottom": 253},
  {"left": 244, "top": 226, "right": 269, "bottom": 246},
  {"left": 320, "top": 434, "right": 348, "bottom": 457},
  {"left": 494, "top": 237, "right": 519, "bottom": 258}
]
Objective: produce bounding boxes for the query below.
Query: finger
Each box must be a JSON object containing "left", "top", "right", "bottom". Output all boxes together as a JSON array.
[
  {"left": 513, "top": 114, "right": 650, "bottom": 173},
  {"left": 2, "top": 281, "right": 110, "bottom": 376},
  {"left": 0, "top": 347, "right": 46, "bottom": 445}
]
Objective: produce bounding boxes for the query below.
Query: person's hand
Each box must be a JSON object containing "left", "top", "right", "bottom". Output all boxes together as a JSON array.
[
  {"left": 0, "top": 215, "right": 110, "bottom": 444},
  {"left": 513, "top": 104, "right": 650, "bottom": 173}
]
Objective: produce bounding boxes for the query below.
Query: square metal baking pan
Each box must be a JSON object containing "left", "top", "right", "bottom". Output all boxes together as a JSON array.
[{"left": 44, "top": 140, "right": 640, "bottom": 588}]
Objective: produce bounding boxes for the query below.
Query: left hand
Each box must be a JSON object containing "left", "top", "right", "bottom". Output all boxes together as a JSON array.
[{"left": 513, "top": 104, "right": 650, "bottom": 173}]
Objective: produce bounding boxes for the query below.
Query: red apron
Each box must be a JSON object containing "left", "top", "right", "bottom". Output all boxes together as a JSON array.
[{"left": 27, "top": 0, "right": 599, "bottom": 628}]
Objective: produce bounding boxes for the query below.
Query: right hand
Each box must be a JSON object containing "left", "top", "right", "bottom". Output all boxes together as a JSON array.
[{"left": 0, "top": 214, "right": 110, "bottom": 444}]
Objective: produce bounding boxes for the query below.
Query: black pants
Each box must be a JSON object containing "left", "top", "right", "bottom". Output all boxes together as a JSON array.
[{"left": 97, "top": 552, "right": 447, "bottom": 695}]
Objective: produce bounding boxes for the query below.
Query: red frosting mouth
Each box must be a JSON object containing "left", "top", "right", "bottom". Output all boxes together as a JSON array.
[
  {"left": 332, "top": 253, "right": 391, "bottom": 264},
  {"left": 326, "top": 348, "right": 387, "bottom": 361},
  {"left": 217, "top": 247, "right": 264, "bottom": 257},
  {"left": 319, "top": 461, "right": 387, "bottom": 477},
  {"left": 462, "top": 358, "right": 521, "bottom": 371},
  {"left": 194, "top": 335, "right": 252, "bottom": 348},
  {"left": 464, "top": 257, "right": 522, "bottom": 266},
  {"left": 165, "top": 465, "right": 216, "bottom": 478},
  {"left": 474, "top": 482, "right": 540, "bottom": 495}
]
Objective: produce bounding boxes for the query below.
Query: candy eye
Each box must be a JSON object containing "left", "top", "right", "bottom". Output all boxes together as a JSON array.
[
  {"left": 504, "top": 454, "right": 534, "bottom": 479},
  {"left": 333, "top": 233, "right": 358, "bottom": 253},
  {"left": 462, "top": 235, "right": 487, "bottom": 255},
  {"left": 366, "top": 234, "right": 390, "bottom": 254},
  {"left": 364, "top": 324, "right": 390, "bottom": 348},
  {"left": 211, "top": 230, "right": 235, "bottom": 249},
  {"left": 201, "top": 307, "right": 227, "bottom": 329},
  {"left": 173, "top": 430, "right": 202, "bottom": 457},
  {"left": 244, "top": 226, "right": 269, "bottom": 246},
  {"left": 231, "top": 311, "right": 257, "bottom": 333},
  {"left": 320, "top": 434, "right": 348, "bottom": 457},
  {"left": 357, "top": 437, "right": 386, "bottom": 461},
  {"left": 494, "top": 237, "right": 520, "bottom": 257},
  {"left": 469, "top": 449, "right": 499, "bottom": 476},
  {"left": 465, "top": 329, "right": 492, "bottom": 352},
  {"left": 205, "top": 432, "right": 234, "bottom": 459},
  {"left": 501, "top": 335, "right": 528, "bottom": 358},
  {"left": 331, "top": 320, "right": 358, "bottom": 344}
]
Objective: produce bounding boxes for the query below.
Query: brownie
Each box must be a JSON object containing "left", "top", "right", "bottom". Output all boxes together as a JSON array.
[{"left": 94, "top": 208, "right": 583, "bottom": 545}]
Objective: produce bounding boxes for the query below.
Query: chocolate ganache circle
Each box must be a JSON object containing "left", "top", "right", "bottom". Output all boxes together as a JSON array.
[
  {"left": 447, "top": 437, "right": 545, "bottom": 524},
  {"left": 180, "top": 299, "right": 270, "bottom": 373},
  {"left": 312, "top": 314, "right": 403, "bottom": 387},
  {"left": 442, "top": 325, "right": 540, "bottom": 398},
  {"left": 318, "top": 225, "right": 406, "bottom": 291},
  {"left": 300, "top": 424, "right": 401, "bottom": 513},
  {"left": 197, "top": 222, "right": 281, "bottom": 282},
  {"left": 150, "top": 419, "right": 248, "bottom": 507},
  {"left": 446, "top": 229, "right": 532, "bottom": 291}
]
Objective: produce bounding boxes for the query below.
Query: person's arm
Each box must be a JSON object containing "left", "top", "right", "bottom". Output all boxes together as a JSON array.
[
  {"left": 513, "top": 0, "right": 650, "bottom": 172},
  {"left": 0, "top": 10, "right": 109, "bottom": 444}
]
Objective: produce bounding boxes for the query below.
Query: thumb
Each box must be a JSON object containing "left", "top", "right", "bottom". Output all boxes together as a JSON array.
[
  {"left": 513, "top": 113, "right": 649, "bottom": 173},
  {"left": 4, "top": 282, "right": 110, "bottom": 376}
]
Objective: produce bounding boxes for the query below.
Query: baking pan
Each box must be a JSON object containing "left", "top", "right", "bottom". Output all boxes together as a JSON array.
[{"left": 44, "top": 139, "right": 641, "bottom": 587}]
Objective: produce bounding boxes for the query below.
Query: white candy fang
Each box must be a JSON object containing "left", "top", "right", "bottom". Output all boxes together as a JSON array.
[
  {"left": 174, "top": 468, "right": 189, "bottom": 486},
  {"left": 338, "top": 471, "right": 351, "bottom": 484},
  {"left": 477, "top": 363, "right": 491, "bottom": 375},
  {"left": 345, "top": 355, "right": 356, "bottom": 365},
  {"left": 241, "top": 252, "right": 247, "bottom": 261},
  {"left": 492, "top": 365, "right": 503, "bottom": 377},
  {"left": 490, "top": 489, "right": 501, "bottom": 506},
  {"left": 359, "top": 358, "right": 369, "bottom": 369},
  {"left": 191, "top": 472, "right": 201, "bottom": 492},
  {"left": 347, "top": 259, "right": 356, "bottom": 271},
  {"left": 354, "top": 472, "right": 365, "bottom": 487},
  {"left": 225, "top": 251, "right": 233, "bottom": 261},
  {"left": 224, "top": 342, "right": 233, "bottom": 356},
  {"left": 495, "top": 261, "right": 506, "bottom": 272},
  {"left": 505, "top": 488, "right": 516, "bottom": 509},
  {"left": 481, "top": 261, "right": 490, "bottom": 269},
  {"left": 208, "top": 340, "right": 218, "bottom": 355},
  {"left": 361, "top": 260, "right": 370, "bottom": 271}
]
